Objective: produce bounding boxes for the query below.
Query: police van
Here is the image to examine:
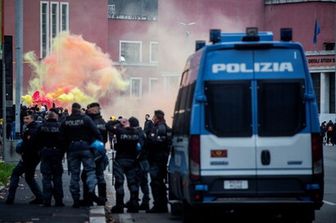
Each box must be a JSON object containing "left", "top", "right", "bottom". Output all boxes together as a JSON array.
[{"left": 168, "top": 28, "right": 324, "bottom": 223}]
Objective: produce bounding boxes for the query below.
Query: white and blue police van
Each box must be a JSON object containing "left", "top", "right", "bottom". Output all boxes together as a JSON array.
[{"left": 168, "top": 28, "right": 324, "bottom": 223}]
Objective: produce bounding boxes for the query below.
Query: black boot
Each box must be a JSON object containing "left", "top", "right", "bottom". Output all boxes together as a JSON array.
[
  {"left": 29, "top": 198, "right": 43, "bottom": 205},
  {"left": 72, "top": 199, "right": 80, "bottom": 208},
  {"left": 111, "top": 195, "right": 124, "bottom": 213},
  {"left": 5, "top": 198, "right": 14, "bottom": 205},
  {"left": 5, "top": 191, "right": 15, "bottom": 205},
  {"left": 80, "top": 183, "right": 93, "bottom": 206},
  {"left": 127, "top": 203, "right": 139, "bottom": 213},
  {"left": 147, "top": 204, "right": 168, "bottom": 213},
  {"left": 43, "top": 199, "right": 51, "bottom": 207},
  {"left": 139, "top": 201, "right": 150, "bottom": 211},
  {"left": 111, "top": 204, "right": 124, "bottom": 213},
  {"left": 98, "top": 183, "right": 107, "bottom": 202},
  {"left": 127, "top": 192, "right": 139, "bottom": 213},
  {"left": 55, "top": 198, "right": 65, "bottom": 207},
  {"left": 89, "top": 192, "right": 105, "bottom": 206}
]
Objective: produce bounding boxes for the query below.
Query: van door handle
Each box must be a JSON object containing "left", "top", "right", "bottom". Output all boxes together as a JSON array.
[
  {"left": 261, "top": 150, "right": 271, "bottom": 165},
  {"left": 177, "top": 138, "right": 183, "bottom": 142}
]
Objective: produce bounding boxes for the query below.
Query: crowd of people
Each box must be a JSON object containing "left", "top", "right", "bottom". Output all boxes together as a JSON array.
[
  {"left": 320, "top": 120, "right": 336, "bottom": 146},
  {"left": 4, "top": 102, "right": 171, "bottom": 213}
]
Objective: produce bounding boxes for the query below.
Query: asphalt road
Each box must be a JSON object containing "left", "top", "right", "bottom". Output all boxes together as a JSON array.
[
  {"left": 315, "top": 145, "right": 336, "bottom": 223},
  {"left": 110, "top": 146, "right": 336, "bottom": 223}
]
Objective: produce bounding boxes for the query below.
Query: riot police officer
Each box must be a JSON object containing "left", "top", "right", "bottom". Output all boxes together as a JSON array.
[
  {"left": 131, "top": 116, "right": 150, "bottom": 211},
  {"left": 6, "top": 111, "right": 44, "bottom": 205},
  {"left": 146, "top": 110, "right": 170, "bottom": 213},
  {"left": 144, "top": 114, "right": 153, "bottom": 136},
  {"left": 81, "top": 102, "right": 108, "bottom": 206},
  {"left": 107, "top": 118, "right": 142, "bottom": 213},
  {"left": 36, "top": 109, "right": 65, "bottom": 207},
  {"left": 61, "top": 102, "right": 104, "bottom": 208}
]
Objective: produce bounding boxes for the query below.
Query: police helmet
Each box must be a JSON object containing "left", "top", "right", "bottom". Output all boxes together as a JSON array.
[
  {"left": 90, "top": 140, "right": 105, "bottom": 153},
  {"left": 129, "top": 116, "right": 139, "bottom": 127}
]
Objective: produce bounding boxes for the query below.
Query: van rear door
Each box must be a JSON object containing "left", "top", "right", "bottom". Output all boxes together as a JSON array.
[
  {"left": 254, "top": 48, "right": 311, "bottom": 195},
  {"left": 201, "top": 49, "right": 257, "bottom": 194}
]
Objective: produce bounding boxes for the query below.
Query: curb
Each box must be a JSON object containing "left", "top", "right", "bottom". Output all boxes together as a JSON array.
[{"left": 89, "top": 206, "right": 106, "bottom": 223}]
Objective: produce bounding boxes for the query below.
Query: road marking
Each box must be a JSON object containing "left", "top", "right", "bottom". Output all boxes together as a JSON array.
[{"left": 323, "top": 200, "right": 336, "bottom": 206}]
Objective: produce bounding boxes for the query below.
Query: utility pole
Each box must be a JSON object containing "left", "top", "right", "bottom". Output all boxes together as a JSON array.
[
  {"left": 15, "top": 0, "right": 23, "bottom": 137},
  {"left": 1, "top": 0, "right": 7, "bottom": 159},
  {"left": 334, "top": 9, "right": 336, "bottom": 114},
  {"left": 1, "top": 41, "right": 6, "bottom": 159}
]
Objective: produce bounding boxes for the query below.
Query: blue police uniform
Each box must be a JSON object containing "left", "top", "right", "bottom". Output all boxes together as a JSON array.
[
  {"left": 109, "top": 121, "right": 143, "bottom": 213},
  {"left": 61, "top": 104, "right": 103, "bottom": 208},
  {"left": 6, "top": 120, "right": 43, "bottom": 204},
  {"left": 146, "top": 118, "right": 170, "bottom": 213},
  {"left": 37, "top": 116, "right": 65, "bottom": 207},
  {"left": 81, "top": 112, "right": 108, "bottom": 206}
]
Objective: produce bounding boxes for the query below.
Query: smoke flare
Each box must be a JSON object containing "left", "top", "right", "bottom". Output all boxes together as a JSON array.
[{"left": 23, "top": 32, "right": 128, "bottom": 108}]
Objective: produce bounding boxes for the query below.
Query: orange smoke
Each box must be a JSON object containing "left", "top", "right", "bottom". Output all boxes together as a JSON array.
[{"left": 23, "top": 32, "right": 128, "bottom": 108}]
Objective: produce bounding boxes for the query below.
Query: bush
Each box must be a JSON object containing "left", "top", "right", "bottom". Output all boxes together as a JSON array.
[{"left": 0, "top": 162, "right": 15, "bottom": 186}]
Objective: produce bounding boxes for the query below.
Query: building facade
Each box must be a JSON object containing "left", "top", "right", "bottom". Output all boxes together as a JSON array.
[
  {"left": 264, "top": 0, "right": 336, "bottom": 121},
  {"left": 3, "top": 0, "right": 336, "bottom": 121}
]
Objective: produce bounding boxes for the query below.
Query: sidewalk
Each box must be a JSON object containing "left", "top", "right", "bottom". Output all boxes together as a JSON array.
[{"left": 0, "top": 168, "right": 106, "bottom": 223}]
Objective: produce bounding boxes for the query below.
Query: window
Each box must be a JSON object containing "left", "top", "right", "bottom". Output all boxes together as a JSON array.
[
  {"left": 50, "top": 2, "right": 59, "bottom": 42},
  {"left": 150, "top": 41, "right": 159, "bottom": 63},
  {"left": 40, "top": 1, "right": 69, "bottom": 58},
  {"left": 172, "top": 80, "right": 195, "bottom": 135},
  {"left": 107, "top": 4, "right": 116, "bottom": 18},
  {"left": 324, "top": 42, "right": 335, "bottom": 51},
  {"left": 120, "top": 41, "right": 142, "bottom": 64},
  {"left": 60, "top": 2, "right": 69, "bottom": 32},
  {"left": 258, "top": 80, "right": 306, "bottom": 136},
  {"left": 205, "top": 81, "right": 252, "bottom": 137},
  {"left": 130, "top": 78, "right": 142, "bottom": 97},
  {"left": 40, "top": 1, "right": 49, "bottom": 58},
  {"left": 108, "top": 0, "right": 158, "bottom": 21},
  {"left": 149, "top": 78, "right": 158, "bottom": 93},
  {"left": 311, "top": 73, "right": 321, "bottom": 112}
]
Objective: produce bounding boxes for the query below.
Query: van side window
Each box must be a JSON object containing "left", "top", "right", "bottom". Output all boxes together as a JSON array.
[
  {"left": 183, "top": 83, "right": 195, "bottom": 134},
  {"left": 173, "top": 67, "right": 196, "bottom": 136},
  {"left": 258, "top": 80, "right": 306, "bottom": 136},
  {"left": 173, "top": 87, "right": 183, "bottom": 135},
  {"left": 172, "top": 82, "right": 195, "bottom": 135},
  {"left": 204, "top": 81, "right": 252, "bottom": 137}
]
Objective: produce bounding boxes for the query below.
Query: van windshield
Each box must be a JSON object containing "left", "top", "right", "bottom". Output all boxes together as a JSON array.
[{"left": 204, "top": 81, "right": 252, "bottom": 137}]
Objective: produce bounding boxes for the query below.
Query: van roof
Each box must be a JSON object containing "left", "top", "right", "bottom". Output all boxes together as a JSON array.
[{"left": 220, "top": 31, "right": 273, "bottom": 42}]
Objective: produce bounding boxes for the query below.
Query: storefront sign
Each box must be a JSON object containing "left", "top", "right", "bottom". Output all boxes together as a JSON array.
[{"left": 307, "top": 54, "right": 336, "bottom": 67}]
